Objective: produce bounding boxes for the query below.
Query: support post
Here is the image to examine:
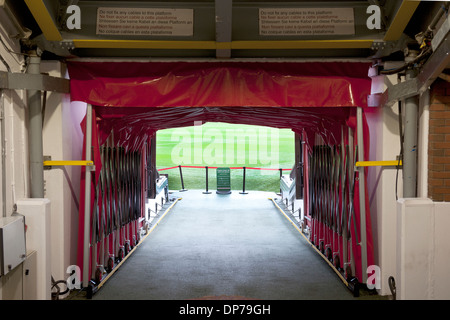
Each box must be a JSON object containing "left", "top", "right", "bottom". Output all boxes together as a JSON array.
[
  {"left": 295, "top": 133, "right": 303, "bottom": 199},
  {"left": 1, "top": 90, "right": 5, "bottom": 218},
  {"left": 149, "top": 135, "right": 157, "bottom": 199},
  {"left": 27, "top": 54, "right": 44, "bottom": 198},
  {"left": 340, "top": 126, "right": 347, "bottom": 269},
  {"left": 418, "top": 89, "right": 430, "bottom": 198},
  {"left": 403, "top": 67, "right": 419, "bottom": 198},
  {"left": 83, "top": 104, "right": 93, "bottom": 288},
  {"left": 278, "top": 168, "right": 283, "bottom": 195},
  {"left": 344, "top": 127, "right": 353, "bottom": 278},
  {"left": 239, "top": 167, "right": 248, "bottom": 194},
  {"left": 356, "top": 107, "right": 368, "bottom": 284},
  {"left": 203, "top": 166, "right": 211, "bottom": 194},
  {"left": 215, "top": 0, "right": 232, "bottom": 59},
  {"left": 179, "top": 165, "right": 187, "bottom": 192}
]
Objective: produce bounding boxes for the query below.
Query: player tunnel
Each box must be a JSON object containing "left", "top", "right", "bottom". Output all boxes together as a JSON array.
[{"left": 67, "top": 60, "right": 374, "bottom": 296}]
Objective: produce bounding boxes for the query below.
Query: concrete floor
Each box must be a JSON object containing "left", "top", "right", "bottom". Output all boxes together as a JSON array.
[{"left": 91, "top": 190, "right": 361, "bottom": 300}]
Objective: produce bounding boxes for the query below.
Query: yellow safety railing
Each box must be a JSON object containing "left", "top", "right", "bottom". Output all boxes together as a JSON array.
[
  {"left": 355, "top": 160, "right": 402, "bottom": 167},
  {"left": 43, "top": 160, "right": 94, "bottom": 167}
]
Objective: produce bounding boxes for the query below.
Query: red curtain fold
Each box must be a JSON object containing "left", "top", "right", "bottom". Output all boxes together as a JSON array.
[{"left": 67, "top": 61, "right": 371, "bottom": 109}]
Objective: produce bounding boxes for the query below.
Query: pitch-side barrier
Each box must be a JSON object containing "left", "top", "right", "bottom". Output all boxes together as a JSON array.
[{"left": 157, "top": 165, "right": 291, "bottom": 194}]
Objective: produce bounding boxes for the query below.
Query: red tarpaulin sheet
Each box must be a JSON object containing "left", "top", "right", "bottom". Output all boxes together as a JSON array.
[
  {"left": 67, "top": 61, "right": 371, "bottom": 108},
  {"left": 67, "top": 61, "right": 372, "bottom": 150}
]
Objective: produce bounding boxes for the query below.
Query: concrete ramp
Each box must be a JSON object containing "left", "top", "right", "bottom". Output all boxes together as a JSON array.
[{"left": 92, "top": 190, "right": 356, "bottom": 300}]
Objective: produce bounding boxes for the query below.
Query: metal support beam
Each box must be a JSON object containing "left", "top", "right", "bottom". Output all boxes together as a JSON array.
[
  {"left": 24, "top": 0, "right": 63, "bottom": 41},
  {"left": 417, "top": 34, "right": 450, "bottom": 93},
  {"left": 381, "top": 15, "right": 450, "bottom": 108},
  {"left": 403, "top": 68, "right": 419, "bottom": 198},
  {"left": 1, "top": 90, "right": 5, "bottom": 218},
  {"left": 380, "top": 77, "right": 420, "bottom": 108},
  {"left": 383, "top": 0, "right": 420, "bottom": 42},
  {"left": 0, "top": 71, "right": 70, "bottom": 93},
  {"left": 27, "top": 54, "right": 44, "bottom": 198},
  {"left": 0, "top": 0, "right": 32, "bottom": 39},
  {"left": 431, "top": 8, "right": 450, "bottom": 52},
  {"left": 417, "top": 89, "right": 430, "bottom": 198},
  {"left": 71, "top": 39, "right": 375, "bottom": 50},
  {"left": 356, "top": 107, "right": 368, "bottom": 284},
  {"left": 83, "top": 103, "right": 93, "bottom": 288},
  {"left": 294, "top": 132, "right": 303, "bottom": 199},
  {"left": 149, "top": 135, "right": 157, "bottom": 199},
  {"left": 346, "top": 127, "right": 354, "bottom": 278},
  {"left": 215, "top": 0, "right": 232, "bottom": 59},
  {"left": 340, "top": 126, "right": 347, "bottom": 273}
]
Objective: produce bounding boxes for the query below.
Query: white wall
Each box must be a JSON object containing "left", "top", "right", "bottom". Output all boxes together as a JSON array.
[
  {"left": 365, "top": 71, "right": 404, "bottom": 296},
  {"left": 1, "top": 12, "right": 85, "bottom": 298},
  {"left": 396, "top": 199, "right": 450, "bottom": 299},
  {"left": 0, "top": 15, "right": 29, "bottom": 299},
  {"left": 41, "top": 62, "right": 85, "bottom": 288},
  {"left": 366, "top": 69, "right": 438, "bottom": 297}
]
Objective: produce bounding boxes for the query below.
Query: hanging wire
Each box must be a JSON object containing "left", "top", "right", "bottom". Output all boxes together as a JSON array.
[{"left": 395, "top": 98, "right": 404, "bottom": 201}]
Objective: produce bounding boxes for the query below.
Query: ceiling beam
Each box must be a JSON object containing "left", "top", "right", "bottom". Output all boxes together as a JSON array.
[
  {"left": 24, "top": 0, "right": 62, "bottom": 41},
  {"left": 383, "top": 0, "right": 421, "bottom": 42},
  {"left": 71, "top": 39, "right": 374, "bottom": 50},
  {"left": 215, "top": 0, "right": 232, "bottom": 59}
]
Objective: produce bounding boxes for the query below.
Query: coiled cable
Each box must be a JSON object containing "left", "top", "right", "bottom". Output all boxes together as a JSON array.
[{"left": 388, "top": 276, "right": 396, "bottom": 300}]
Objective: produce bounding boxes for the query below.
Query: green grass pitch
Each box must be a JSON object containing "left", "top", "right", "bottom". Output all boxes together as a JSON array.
[{"left": 156, "top": 122, "right": 295, "bottom": 192}]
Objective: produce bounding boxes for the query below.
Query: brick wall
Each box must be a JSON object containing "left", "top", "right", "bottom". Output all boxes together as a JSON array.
[{"left": 428, "top": 78, "right": 450, "bottom": 201}]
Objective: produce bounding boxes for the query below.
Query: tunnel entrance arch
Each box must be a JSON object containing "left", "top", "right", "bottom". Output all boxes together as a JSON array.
[{"left": 67, "top": 60, "right": 374, "bottom": 295}]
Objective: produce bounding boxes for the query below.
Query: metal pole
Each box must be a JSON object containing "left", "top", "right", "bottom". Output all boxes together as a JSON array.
[
  {"left": 1, "top": 90, "right": 6, "bottom": 217},
  {"left": 203, "top": 166, "right": 211, "bottom": 194},
  {"left": 149, "top": 135, "right": 157, "bottom": 199},
  {"left": 179, "top": 165, "right": 187, "bottom": 192},
  {"left": 340, "top": 126, "right": 346, "bottom": 268},
  {"left": 356, "top": 107, "right": 368, "bottom": 284},
  {"left": 278, "top": 168, "right": 283, "bottom": 195},
  {"left": 83, "top": 104, "right": 93, "bottom": 288},
  {"left": 295, "top": 133, "right": 300, "bottom": 198},
  {"left": 403, "top": 67, "right": 419, "bottom": 198},
  {"left": 239, "top": 167, "right": 248, "bottom": 194},
  {"left": 418, "top": 89, "right": 430, "bottom": 198},
  {"left": 27, "top": 54, "right": 44, "bottom": 198},
  {"left": 345, "top": 127, "right": 353, "bottom": 278}
]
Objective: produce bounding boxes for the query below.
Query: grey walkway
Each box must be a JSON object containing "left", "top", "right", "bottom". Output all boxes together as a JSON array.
[{"left": 93, "top": 190, "right": 356, "bottom": 300}]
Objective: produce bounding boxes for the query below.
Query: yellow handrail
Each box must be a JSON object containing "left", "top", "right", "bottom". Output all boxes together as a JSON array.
[
  {"left": 43, "top": 160, "right": 94, "bottom": 167},
  {"left": 355, "top": 160, "right": 402, "bottom": 167}
]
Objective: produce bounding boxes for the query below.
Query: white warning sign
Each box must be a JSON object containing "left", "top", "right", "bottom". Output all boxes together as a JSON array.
[
  {"left": 259, "top": 8, "right": 355, "bottom": 36},
  {"left": 96, "top": 7, "right": 194, "bottom": 36}
]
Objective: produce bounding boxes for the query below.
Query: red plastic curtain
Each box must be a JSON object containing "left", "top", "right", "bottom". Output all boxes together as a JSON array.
[
  {"left": 67, "top": 61, "right": 372, "bottom": 151},
  {"left": 68, "top": 61, "right": 371, "bottom": 109}
]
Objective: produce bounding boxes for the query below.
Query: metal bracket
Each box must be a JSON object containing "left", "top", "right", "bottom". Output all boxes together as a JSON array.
[
  {"left": 369, "top": 40, "right": 402, "bottom": 59},
  {"left": 43, "top": 155, "right": 52, "bottom": 170},
  {"left": 378, "top": 14, "right": 450, "bottom": 107},
  {"left": 59, "top": 40, "right": 75, "bottom": 51},
  {"left": 380, "top": 77, "right": 421, "bottom": 108}
]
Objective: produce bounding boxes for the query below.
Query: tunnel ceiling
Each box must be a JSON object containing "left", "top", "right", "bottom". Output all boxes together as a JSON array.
[{"left": 9, "top": 0, "right": 444, "bottom": 61}]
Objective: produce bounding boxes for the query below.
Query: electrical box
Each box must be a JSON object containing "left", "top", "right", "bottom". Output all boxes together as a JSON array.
[{"left": 0, "top": 216, "right": 27, "bottom": 276}]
